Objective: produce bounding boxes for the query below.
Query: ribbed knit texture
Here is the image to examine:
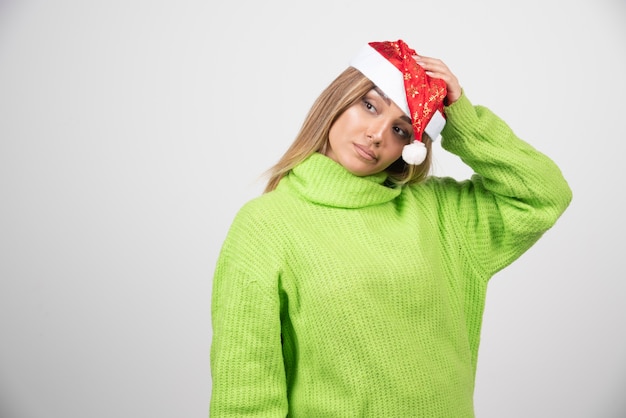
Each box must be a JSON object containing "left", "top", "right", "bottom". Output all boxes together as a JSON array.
[{"left": 210, "top": 93, "right": 572, "bottom": 417}]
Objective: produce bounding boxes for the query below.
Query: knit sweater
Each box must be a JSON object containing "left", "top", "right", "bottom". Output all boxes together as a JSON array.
[{"left": 210, "top": 93, "right": 572, "bottom": 417}]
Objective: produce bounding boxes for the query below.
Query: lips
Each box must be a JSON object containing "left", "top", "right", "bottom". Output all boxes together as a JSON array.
[{"left": 354, "top": 143, "right": 377, "bottom": 162}]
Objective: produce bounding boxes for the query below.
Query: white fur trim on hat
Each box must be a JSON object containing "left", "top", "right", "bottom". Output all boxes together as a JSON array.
[
  {"left": 402, "top": 140, "right": 427, "bottom": 165},
  {"left": 424, "top": 109, "right": 446, "bottom": 142}
]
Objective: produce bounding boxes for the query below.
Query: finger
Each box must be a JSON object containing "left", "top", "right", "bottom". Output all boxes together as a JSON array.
[
  {"left": 412, "top": 55, "right": 461, "bottom": 102},
  {"left": 413, "top": 56, "right": 451, "bottom": 76},
  {"left": 413, "top": 55, "right": 445, "bottom": 66}
]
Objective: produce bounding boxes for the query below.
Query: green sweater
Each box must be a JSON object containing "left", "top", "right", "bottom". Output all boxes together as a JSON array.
[{"left": 210, "top": 93, "right": 572, "bottom": 417}]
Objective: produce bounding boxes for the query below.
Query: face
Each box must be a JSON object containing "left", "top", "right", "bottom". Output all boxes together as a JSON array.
[{"left": 325, "top": 88, "right": 413, "bottom": 177}]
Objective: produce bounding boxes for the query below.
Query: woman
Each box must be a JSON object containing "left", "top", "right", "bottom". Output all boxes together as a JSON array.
[{"left": 210, "top": 39, "right": 572, "bottom": 417}]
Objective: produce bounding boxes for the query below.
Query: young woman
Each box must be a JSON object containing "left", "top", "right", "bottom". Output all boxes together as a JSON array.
[{"left": 210, "top": 39, "right": 572, "bottom": 417}]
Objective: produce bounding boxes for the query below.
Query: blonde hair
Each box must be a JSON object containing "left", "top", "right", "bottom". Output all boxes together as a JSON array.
[{"left": 263, "top": 67, "right": 433, "bottom": 193}]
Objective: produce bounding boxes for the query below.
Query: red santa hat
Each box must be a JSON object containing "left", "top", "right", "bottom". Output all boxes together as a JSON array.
[{"left": 349, "top": 40, "right": 447, "bottom": 165}]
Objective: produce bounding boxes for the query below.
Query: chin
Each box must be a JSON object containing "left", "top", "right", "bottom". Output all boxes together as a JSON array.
[{"left": 345, "top": 162, "right": 380, "bottom": 177}]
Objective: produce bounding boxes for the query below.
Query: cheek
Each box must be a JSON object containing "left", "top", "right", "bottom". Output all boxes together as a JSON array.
[
  {"left": 330, "top": 108, "right": 360, "bottom": 139},
  {"left": 389, "top": 137, "right": 407, "bottom": 153},
  {"left": 382, "top": 141, "right": 406, "bottom": 164}
]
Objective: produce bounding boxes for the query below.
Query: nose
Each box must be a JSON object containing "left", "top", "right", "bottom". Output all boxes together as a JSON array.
[
  {"left": 367, "top": 133, "right": 381, "bottom": 147},
  {"left": 366, "top": 120, "right": 386, "bottom": 146}
]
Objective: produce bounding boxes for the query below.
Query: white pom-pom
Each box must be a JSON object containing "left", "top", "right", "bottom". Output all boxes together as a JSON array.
[{"left": 402, "top": 141, "right": 427, "bottom": 165}]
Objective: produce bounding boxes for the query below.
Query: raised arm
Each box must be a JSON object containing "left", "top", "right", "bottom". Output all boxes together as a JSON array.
[{"left": 417, "top": 55, "right": 572, "bottom": 276}]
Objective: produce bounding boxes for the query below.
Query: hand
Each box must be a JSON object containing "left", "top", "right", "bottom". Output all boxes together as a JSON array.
[{"left": 413, "top": 55, "right": 462, "bottom": 105}]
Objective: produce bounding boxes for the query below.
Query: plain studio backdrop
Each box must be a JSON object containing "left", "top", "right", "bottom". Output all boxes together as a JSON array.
[{"left": 0, "top": 0, "right": 624, "bottom": 417}]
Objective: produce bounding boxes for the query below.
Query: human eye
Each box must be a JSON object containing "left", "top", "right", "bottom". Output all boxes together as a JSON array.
[
  {"left": 393, "top": 126, "right": 410, "bottom": 139},
  {"left": 361, "top": 98, "right": 376, "bottom": 113}
]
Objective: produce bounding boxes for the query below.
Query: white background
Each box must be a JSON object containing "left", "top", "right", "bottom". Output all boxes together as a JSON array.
[{"left": 1, "top": 0, "right": 625, "bottom": 417}]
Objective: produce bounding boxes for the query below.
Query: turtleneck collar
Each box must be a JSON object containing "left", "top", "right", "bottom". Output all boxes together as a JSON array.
[{"left": 277, "top": 153, "right": 402, "bottom": 208}]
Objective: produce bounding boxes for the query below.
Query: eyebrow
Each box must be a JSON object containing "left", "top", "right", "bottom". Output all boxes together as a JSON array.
[
  {"left": 372, "top": 87, "right": 390, "bottom": 104},
  {"left": 371, "top": 88, "right": 412, "bottom": 125}
]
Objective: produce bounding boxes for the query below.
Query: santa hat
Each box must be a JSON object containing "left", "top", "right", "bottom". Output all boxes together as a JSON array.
[{"left": 349, "top": 40, "right": 447, "bottom": 165}]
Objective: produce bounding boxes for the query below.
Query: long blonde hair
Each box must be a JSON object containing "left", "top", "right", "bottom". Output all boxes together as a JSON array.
[{"left": 263, "top": 67, "right": 433, "bottom": 193}]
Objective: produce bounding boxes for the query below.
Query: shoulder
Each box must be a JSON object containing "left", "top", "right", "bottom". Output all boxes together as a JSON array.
[
  {"left": 235, "top": 189, "right": 293, "bottom": 220},
  {"left": 227, "top": 189, "right": 300, "bottom": 241}
]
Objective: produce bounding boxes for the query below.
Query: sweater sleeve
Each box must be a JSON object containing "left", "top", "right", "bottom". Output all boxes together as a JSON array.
[
  {"left": 436, "top": 91, "right": 572, "bottom": 279},
  {"left": 210, "top": 202, "right": 288, "bottom": 417}
]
